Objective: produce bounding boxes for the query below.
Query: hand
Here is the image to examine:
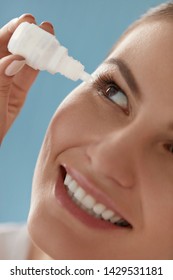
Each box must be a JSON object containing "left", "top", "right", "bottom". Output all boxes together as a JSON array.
[{"left": 0, "top": 14, "right": 54, "bottom": 144}]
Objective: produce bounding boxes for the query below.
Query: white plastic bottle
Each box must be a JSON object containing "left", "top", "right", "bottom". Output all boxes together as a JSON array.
[{"left": 8, "top": 22, "right": 91, "bottom": 82}]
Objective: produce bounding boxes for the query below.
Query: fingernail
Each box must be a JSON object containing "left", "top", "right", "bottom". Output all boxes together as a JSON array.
[
  {"left": 19, "top": 14, "right": 35, "bottom": 20},
  {"left": 7, "top": 18, "right": 19, "bottom": 33},
  {"left": 5, "top": 60, "right": 26, "bottom": 76},
  {"left": 40, "top": 21, "right": 54, "bottom": 29}
]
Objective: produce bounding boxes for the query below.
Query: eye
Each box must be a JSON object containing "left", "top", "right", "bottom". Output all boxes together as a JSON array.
[
  {"left": 105, "top": 85, "right": 128, "bottom": 109},
  {"left": 165, "top": 143, "right": 173, "bottom": 154},
  {"left": 93, "top": 73, "right": 129, "bottom": 114}
]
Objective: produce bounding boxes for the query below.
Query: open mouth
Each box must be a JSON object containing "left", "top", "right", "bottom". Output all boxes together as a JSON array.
[{"left": 61, "top": 166, "right": 132, "bottom": 229}]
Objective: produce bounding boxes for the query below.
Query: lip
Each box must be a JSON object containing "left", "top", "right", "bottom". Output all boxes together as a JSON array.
[{"left": 55, "top": 165, "right": 131, "bottom": 230}]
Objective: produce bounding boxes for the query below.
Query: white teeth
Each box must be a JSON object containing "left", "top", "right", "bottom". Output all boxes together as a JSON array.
[
  {"left": 67, "top": 189, "right": 73, "bottom": 197},
  {"left": 74, "top": 187, "right": 86, "bottom": 201},
  {"left": 68, "top": 180, "right": 78, "bottom": 193},
  {"left": 93, "top": 203, "right": 106, "bottom": 215},
  {"left": 101, "top": 209, "right": 114, "bottom": 220},
  {"left": 63, "top": 172, "right": 128, "bottom": 226},
  {"left": 110, "top": 215, "right": 122, "bottom": 223},
  {"left": 81, "top": 195, "right": 96, "bottom": 209},
  {"left": 64, "top": 174, "right": 72, "bottom": 186}
]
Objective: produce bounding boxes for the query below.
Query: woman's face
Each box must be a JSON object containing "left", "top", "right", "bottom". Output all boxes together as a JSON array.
[{"left": 28, "top": 21, "right": 173, "bottom": 259}]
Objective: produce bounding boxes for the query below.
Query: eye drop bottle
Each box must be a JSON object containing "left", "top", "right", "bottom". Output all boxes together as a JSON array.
[{"left": 8, "top": 22, "right": 91, "bottom": 82}]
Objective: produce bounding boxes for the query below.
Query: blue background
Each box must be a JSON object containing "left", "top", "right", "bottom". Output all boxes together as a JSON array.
[{"left": 0, "top": 0, "right": 164, "bottom": 222}]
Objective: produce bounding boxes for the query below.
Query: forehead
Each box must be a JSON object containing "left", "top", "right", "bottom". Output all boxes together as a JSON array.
[
  {"left": 110, "top": 21, "right": 173, "bottom": 75},
  {"left": 107, "top": 21, "right": 173, "bottom": 109}
]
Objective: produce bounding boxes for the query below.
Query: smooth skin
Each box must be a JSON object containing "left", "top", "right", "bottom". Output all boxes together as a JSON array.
[
  {"left": 28, "top": 20, "right": 173, "bottom": 259},
  {"left": 1, "top": 15, "right": 173, "bottom": 259}
]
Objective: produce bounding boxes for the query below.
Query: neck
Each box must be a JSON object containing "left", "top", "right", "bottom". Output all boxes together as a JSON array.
[{"left": 27, "top": 241, "right": 52, "bottom": 260}]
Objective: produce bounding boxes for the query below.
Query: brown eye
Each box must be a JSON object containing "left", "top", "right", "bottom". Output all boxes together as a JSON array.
[
  {"left": 93, "top": 73, "right": 129, "bottom": 113},
  {"left": 105, "top": 86, "right": 128, "bottom": 109},
  {"left": 165, "top": 144, "right": 173, "bottom": 154}
]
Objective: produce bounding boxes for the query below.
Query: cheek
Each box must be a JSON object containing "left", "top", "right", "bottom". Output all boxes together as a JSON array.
[
  {"left": 46, "top": 87, "right": 126, "bottom": 155},
  {"left": 43, "top": 80, "right": 132, "bottom": 175},
  {"left": 46, "top": 92, "right": 101, "bottom": 152},
  {"left": 139, "top": 165, "right": 173, "bottom": 235}
]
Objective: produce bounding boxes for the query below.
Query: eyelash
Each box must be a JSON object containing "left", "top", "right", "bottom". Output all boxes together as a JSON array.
[
  {"left": 164, "top": 143, "right": 173, "bottom": 155},
  {"left": 93, "top": 73, "right": 129, "bottom": 114}
]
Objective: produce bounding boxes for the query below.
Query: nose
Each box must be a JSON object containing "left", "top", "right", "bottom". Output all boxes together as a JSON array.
[{"left": 86, "top": 127, "right": 141, "bottom": 188}]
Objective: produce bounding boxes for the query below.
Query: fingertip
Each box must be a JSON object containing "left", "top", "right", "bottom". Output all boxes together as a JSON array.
[
  {"left": 7, "top": 14, "right": 37, "bottom": 35},
  {"left": 5, "top": 60, "right": 26, "bottom": 77},
  {"left": 0, "top": 55, "right": 24, "bottom": 77},
  {"left": 19, "top": 13, "right": 35, "bottom": 20},
  {"left": 39, "top": 21, "right": 55, "bottom": 35},
  {"left": 18, "top": 14, "right": 36, "bottom": 25}
]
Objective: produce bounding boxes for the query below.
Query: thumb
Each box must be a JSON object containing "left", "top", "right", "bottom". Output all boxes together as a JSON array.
[
  {"left": 0, "top": 54, "right": 24, "bottom": 143},
  {"left": 0, "top": 54, "right": 25, "bottom": 96}
]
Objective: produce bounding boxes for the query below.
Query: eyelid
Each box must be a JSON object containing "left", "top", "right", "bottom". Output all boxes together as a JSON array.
[
  {"left": 92, "top": 72, "right": 125, "bottom": 93},
  {"left": 164, "top": 142, "right": 173, "bottom": 155},
  {"left": 92, "top": 72, "right": 130, "bottom": 114}
]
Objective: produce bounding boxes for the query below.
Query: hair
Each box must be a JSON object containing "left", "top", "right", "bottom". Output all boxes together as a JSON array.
[{"left": 108, "top": 1, "right": 173, "bottom": 55}]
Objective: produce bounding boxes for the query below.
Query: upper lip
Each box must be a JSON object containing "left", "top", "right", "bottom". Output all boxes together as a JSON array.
[{"left": 62, "top": 163, "right": 132, "bottom": 227}]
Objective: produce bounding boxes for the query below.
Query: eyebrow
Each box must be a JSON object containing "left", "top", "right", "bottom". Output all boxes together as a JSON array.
[
  {"left": 104, "top": 58, "right": 139, "bottom": 93},
  {"left": 103, "top": 58, "right": 173, "bottom": 134}
]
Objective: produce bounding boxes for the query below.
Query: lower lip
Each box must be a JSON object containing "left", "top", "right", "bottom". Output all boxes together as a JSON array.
[{"left": 55, "top": 168, "right": 119, "bottom": 229}]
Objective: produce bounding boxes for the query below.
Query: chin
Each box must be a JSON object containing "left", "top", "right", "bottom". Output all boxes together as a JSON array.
[{"left": 27, "top": 209, "right": 101, "bottom": 260}]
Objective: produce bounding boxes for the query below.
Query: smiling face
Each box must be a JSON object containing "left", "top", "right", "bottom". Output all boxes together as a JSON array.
[{"left": 28, "top": 20, "right": 173, "bottom": 259}]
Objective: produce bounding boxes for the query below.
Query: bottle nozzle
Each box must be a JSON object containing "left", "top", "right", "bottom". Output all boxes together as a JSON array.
[{"left": 80, "top": 71, "right": 92, "bottom": 82}]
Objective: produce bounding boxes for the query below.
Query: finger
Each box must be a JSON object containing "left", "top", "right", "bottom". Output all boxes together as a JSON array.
[
  {"left": 0, "top": 54, "right": 24, "bottom": 96},
  {"left": 39, "top": 21, "right": 55, "bottom": 35},
  {"left": 0, "top": 54, "right": 24, "bottom": 142},
  {"left": 10, "top": 21, "right": 55, "bottom": 94},
  {"left": 11, "top": 64, "right": 39, "bottom": 96},
  {"left": 4, "top": 21, "right": 55, "bottom": 97},
  {"left": 0, "top": 14, "right": 36, "bottom": 45}
]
